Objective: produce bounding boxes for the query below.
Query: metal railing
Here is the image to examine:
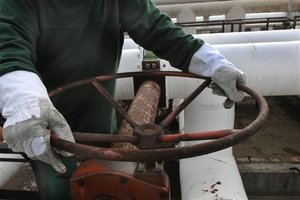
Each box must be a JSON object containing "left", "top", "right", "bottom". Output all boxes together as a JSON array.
[{"left": 176, "top": 16, "right": 300, "bottom": 33}]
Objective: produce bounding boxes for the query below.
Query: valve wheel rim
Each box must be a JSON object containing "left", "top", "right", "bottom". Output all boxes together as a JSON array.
[{"left": 49, "top": 71, "right": 269, "bottom": 162}]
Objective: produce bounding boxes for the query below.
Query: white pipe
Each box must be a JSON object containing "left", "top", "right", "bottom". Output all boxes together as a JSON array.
[
  {"left": 0, "top": 154, "right": 24, "bottom": 187},
  {"left": 123, "top": 29, "right": 300, "bottom": 48},
  {"left": 197, "top": 29, "right": 300, "bottom": 45},
  {"left": 180, "top": 148, "right": 247, "bottom": 200},
  {"left": 123, "top": 39, "right": 140, "bottom": 50},
  {"left": 246, "top": 12, "right": 287, "bottom": 19},
  {"left": 156, "top": 0, "right": 300, "bottom": 18},
  {"left": 172, "top": 98, "right": 185, "bottom": 133},
  {"left": 177, "top": 7, "right": 197, "bottom": 34},
  {"left": 163, "top": 66, "right": 248, "bottom": 199},
  {"left": 196, "top": 12, "right": 288, "bottom": 21},
  {"left": 162, "top": 41, "right": 300, "bottom": 99},
  {"left": 214, "top": 41, "right": 300, "bottom": 96},
  {"left": 116, "top": 49, "right": 143, "bottom": 100}
]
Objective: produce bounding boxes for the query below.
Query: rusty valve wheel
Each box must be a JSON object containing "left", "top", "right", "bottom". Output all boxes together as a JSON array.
[{"left": 49, "top": 71, "right": 269, "bottom": 162}]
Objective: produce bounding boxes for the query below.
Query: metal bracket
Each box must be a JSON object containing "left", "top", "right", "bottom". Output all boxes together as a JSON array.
[
  {"left": 142, "top": 60, "right": 160, "bottom": 71},
  {"left": 135, "top": 60, "right": 166, "bottom": 107}
]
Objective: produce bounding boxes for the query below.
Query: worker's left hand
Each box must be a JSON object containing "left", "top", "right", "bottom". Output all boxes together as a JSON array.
[
  {"left": 188, "top": 42, "right": 246, "bottom": 108},
  {"left": 209, "top": 66, "right": 246, "bottom": 108}
]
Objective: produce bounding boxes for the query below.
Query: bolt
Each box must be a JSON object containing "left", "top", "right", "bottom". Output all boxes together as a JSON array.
[
  {"left": 77, "top": 179, "right": 85, "bottom": 187},
  {"left": 155, "top": 167, "right": 162, "bottom": 173},
  {"left": 151, "top": 63, "right": 157, "bottom": 69},
  {"left": 155, "top": 161, "right": 163, "bottom": 173},
  {"left": 137, "top": 162, "right": 145, "bottom": 172},
  {"left": 120, "top": 177, "right": 128, "bottom": 184}
]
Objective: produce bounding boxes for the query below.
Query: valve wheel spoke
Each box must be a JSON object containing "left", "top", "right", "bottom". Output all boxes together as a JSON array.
[
  {"left": 159, "top": 79, "right": 211, "bottom": 129},
  {"left": 90, "top": 80, "right": 138, "bottom": 128}
]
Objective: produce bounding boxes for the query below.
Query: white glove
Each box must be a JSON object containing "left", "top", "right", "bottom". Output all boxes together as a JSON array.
[
  {"left": 188, "top": 42, "right": 246, "bottom": 108},
  {"left": 0, "top": 70, "right": 75, "bottom": 173}
]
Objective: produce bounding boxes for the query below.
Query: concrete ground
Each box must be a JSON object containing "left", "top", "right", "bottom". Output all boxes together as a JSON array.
[
  {"left": 234, "top": 96, "right": 300, "bottom": 159},
  {"left": 233, "top": 96, "right": 300, "bottom": 199}
]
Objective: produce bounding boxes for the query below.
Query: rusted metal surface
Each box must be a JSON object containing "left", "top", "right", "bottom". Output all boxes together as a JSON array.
[
  {"left": 72, "top": 132, "right": 137, "bottom": 143},
  {"left": 112, "top": 80, "right": 161, "bottom": 149},
  {"left": 0, "top": 127, "right": 232, "bottom": 146},
  {"left": 71, "top": 78, "right": 167, "bottom": 199},
  {"left": 159, "top": 129, "right": 234, "bottom": 143},
  {"left": 50, "top": 71, "right": 269, "bottom": 162},
  {"left": 72, "top": 130, "right": 233, "bottom": 144},
  {"left": 133, "top": 123, "right": 164, "bottom": 149},
  {"left": 48, "top": 71, "right": 206, "bottom": 98},
  {"left": 70, "top": 159, "right": 170, "bottom": 200},
  {"left": 72, "top": 129, "right": 233, "bottom": 144}
]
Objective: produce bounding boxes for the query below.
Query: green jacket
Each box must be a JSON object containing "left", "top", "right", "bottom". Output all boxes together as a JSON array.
[{"left": 0, "top": 0, "right": 203, "bottom": 134}]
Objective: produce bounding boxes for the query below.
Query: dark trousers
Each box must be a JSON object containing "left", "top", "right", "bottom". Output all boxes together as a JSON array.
[{"left": 29, "top": 156, "right": 77, "bottom": 200}]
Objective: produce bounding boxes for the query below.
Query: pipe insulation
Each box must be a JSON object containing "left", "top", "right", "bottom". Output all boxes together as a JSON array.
[
  {"left": 123, "top": 38, "right": 140, "bottom": 49},
  {"left": 115, "top": 49, "right": 143, "bottom": 100},
  {"left": 123, "top": 29, "right": 300, "bottom": 50},
  {"left": 214, "top": 41, "right": 300, "bottom": 96},
  {"left": 156, "top": 0, "right": 300, "bottom": 18},
  {"left": 196, "top": 29, "right": 300, "bottom": 45},
  {"left": 141, "top": 41, "right": 300, "bottom": 100}
]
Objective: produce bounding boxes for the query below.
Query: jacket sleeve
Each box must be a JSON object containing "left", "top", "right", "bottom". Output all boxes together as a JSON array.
[
  {"left": 122, "top": 0, "right": 204, "bottom": 71},
  {"left": 0, "top": 0, "right": 39, "bottom": 76}
]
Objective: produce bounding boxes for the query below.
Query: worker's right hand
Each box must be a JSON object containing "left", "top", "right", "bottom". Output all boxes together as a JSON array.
[
  {"left": 188, "top": 42, "right": 246, "bottom": 108},
  {"left": 0, "top": 71, "right": 75, "bottom": 173}
]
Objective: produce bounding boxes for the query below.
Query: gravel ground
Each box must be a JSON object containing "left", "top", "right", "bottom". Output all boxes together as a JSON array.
[{"left": 233, "top": 96, "right": 300, "bottom": 159}]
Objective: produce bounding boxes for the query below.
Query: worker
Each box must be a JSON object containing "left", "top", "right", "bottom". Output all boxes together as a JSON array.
[{"left": 0, "top": 0, "right": 245, "bottom": 199}]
